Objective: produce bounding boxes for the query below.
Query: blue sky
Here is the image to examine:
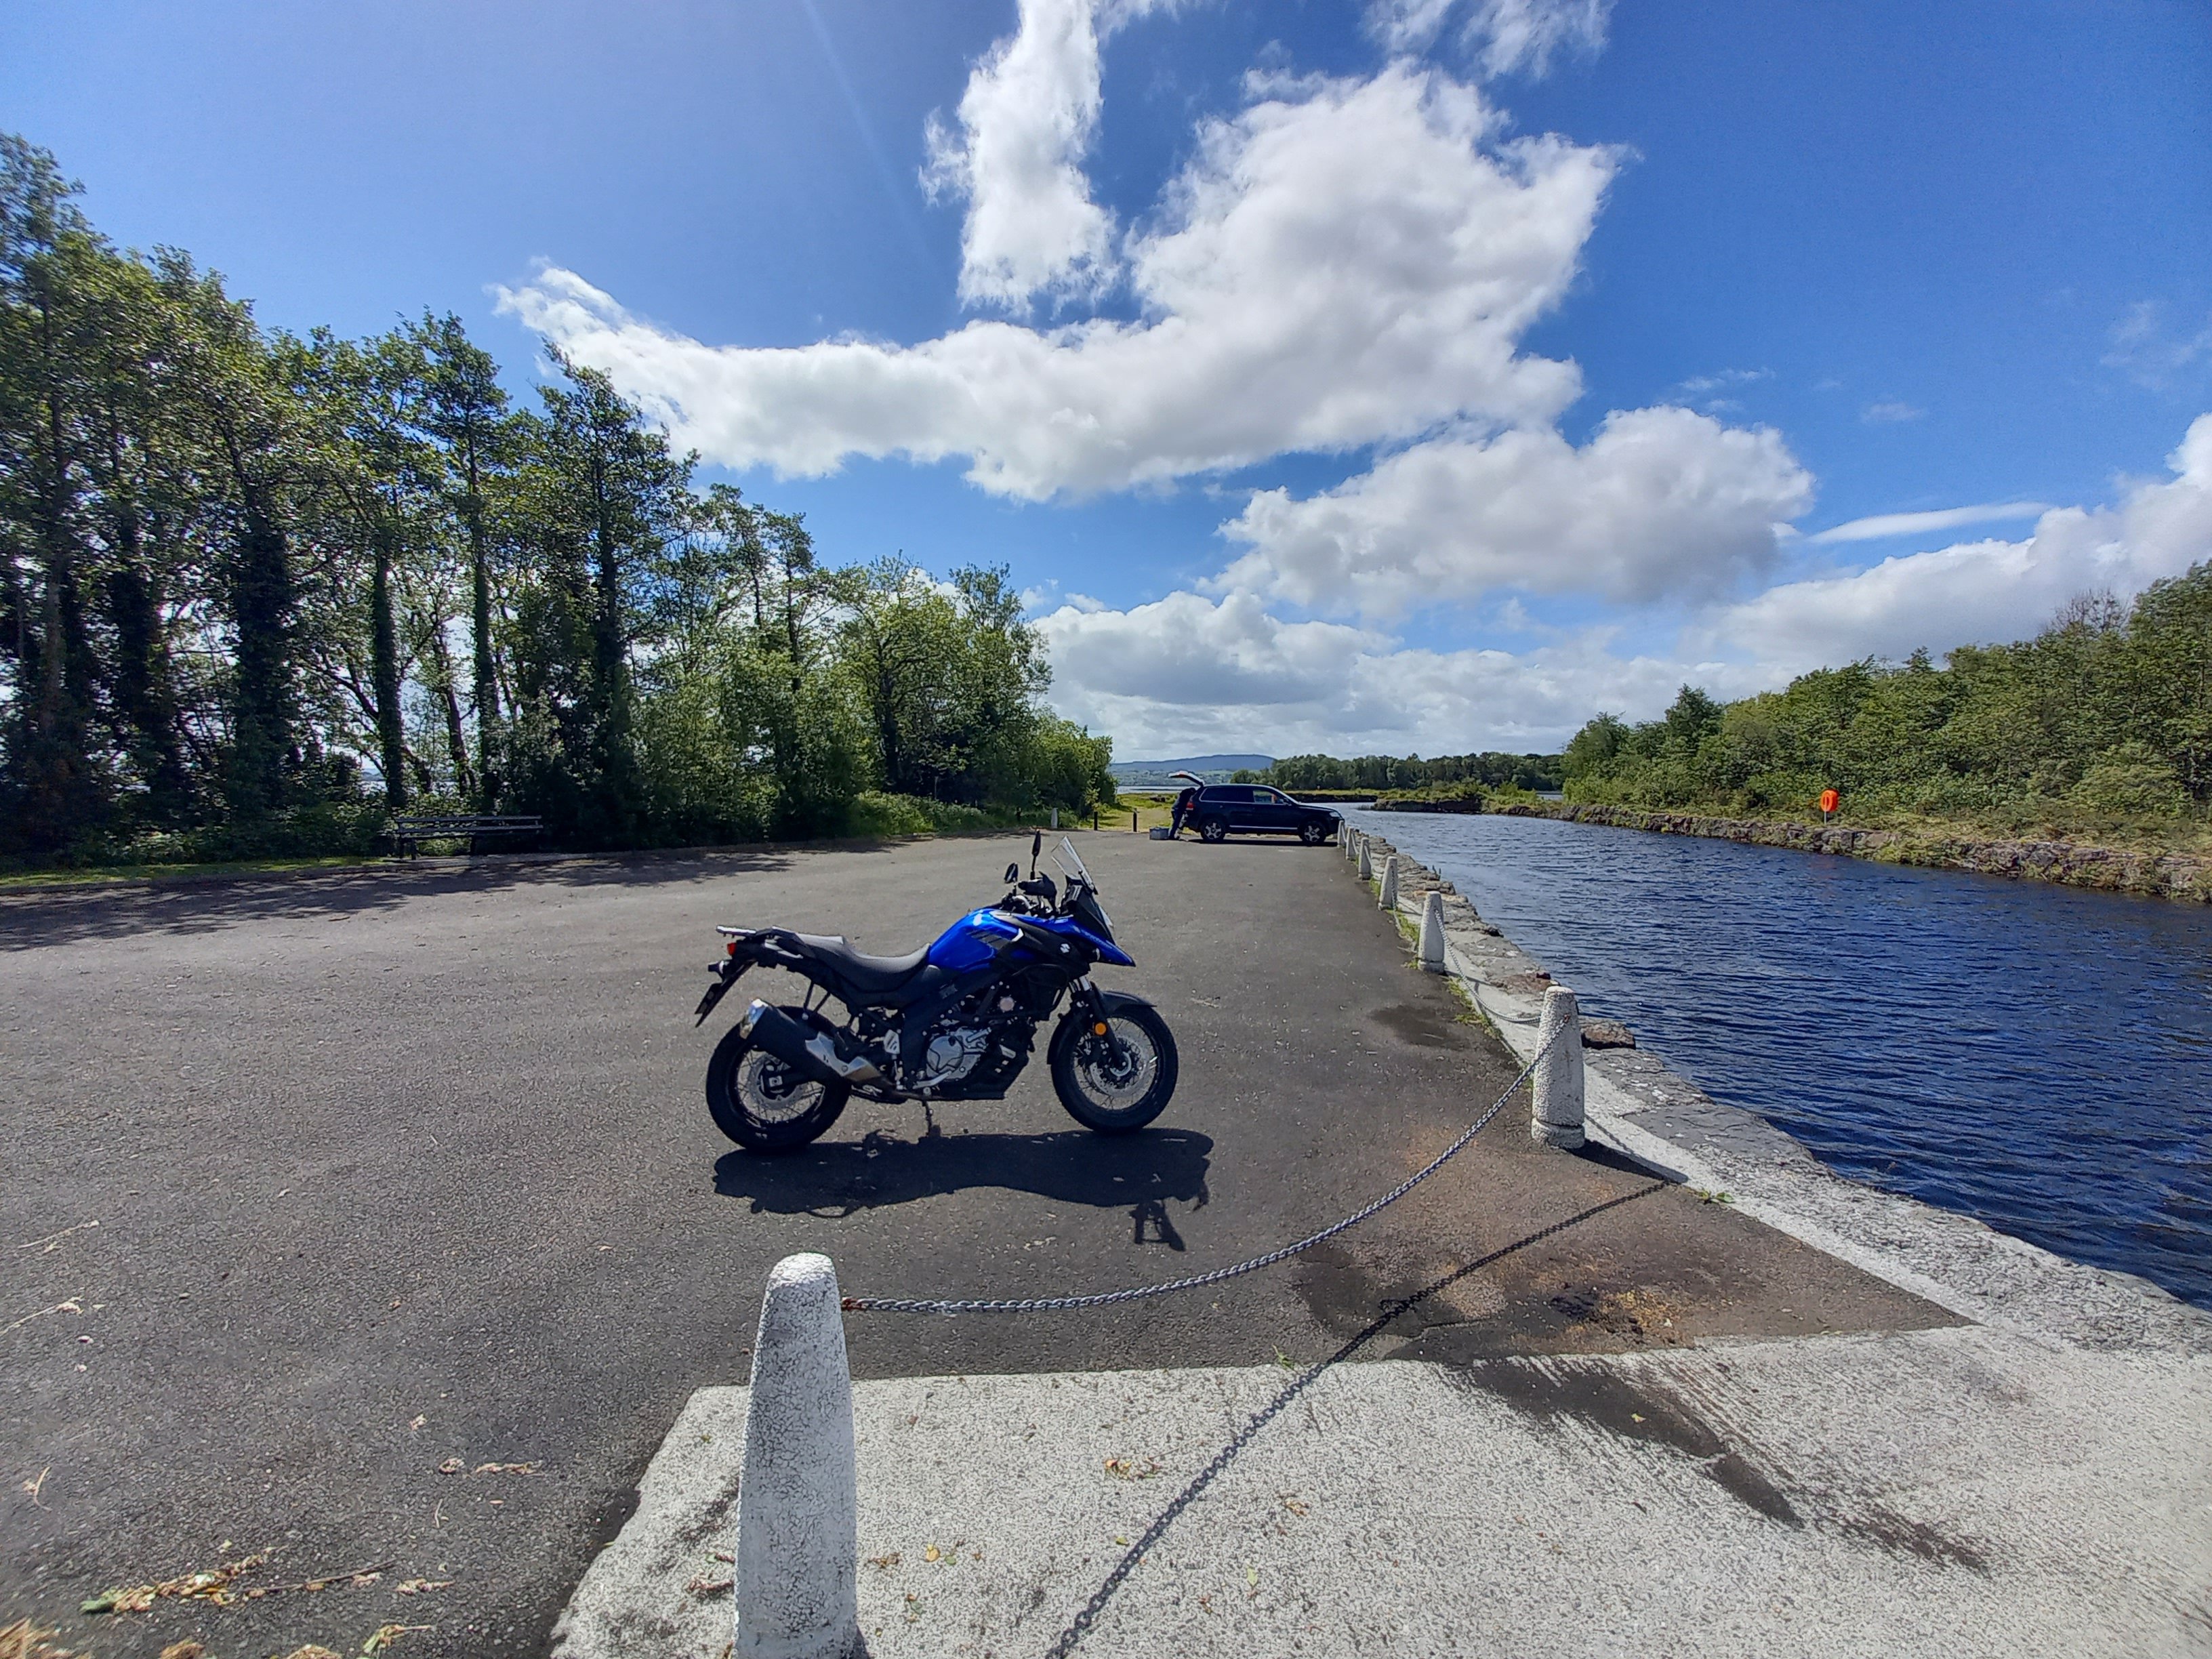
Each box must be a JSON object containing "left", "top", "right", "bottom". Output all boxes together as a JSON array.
[{"left": 7, "top": 0, "right": 2209, "bottom": 755}]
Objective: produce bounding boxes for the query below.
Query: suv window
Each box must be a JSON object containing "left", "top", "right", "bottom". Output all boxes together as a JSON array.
[{"left": 1203, "top": 785, "right": 1256, "bottom": 804}]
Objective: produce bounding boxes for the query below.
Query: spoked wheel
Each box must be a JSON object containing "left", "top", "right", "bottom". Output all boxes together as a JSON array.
[
  {"left": 1197, "top": 817, "right": 1228, "bottom": 843},
  {"left": 705, "top": 1020, "right": 850, "bottom": 1152},
  {"left": 1050, "top": 993, "right": 1179, "bottom": 1134},
  {"left": 1299, "top": 820, "right": 1328, "bottom": 844}
]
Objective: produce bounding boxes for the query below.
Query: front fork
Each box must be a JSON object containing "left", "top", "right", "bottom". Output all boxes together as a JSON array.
[{"left": 1063, "top": 977, "right": 1134, "bottom": 1070}]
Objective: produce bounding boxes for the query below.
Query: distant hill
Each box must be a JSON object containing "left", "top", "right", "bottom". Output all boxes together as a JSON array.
[{"left": 1109, "top": 753, "right": 1274, "bottom": 786}]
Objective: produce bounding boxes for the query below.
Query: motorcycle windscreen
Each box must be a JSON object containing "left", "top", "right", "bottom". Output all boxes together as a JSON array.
[{"left": 1050, "top": 837, "right": 1092, "bottom": 888}]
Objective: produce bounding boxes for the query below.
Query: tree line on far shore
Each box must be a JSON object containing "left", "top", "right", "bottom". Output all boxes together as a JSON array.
[
  {"left": 1562, "top": 568, "right": 2212, "bottom": 826},
  {"left": 1234, "top": 752, "right": 1563, "bottom": 793},
  {"left": 0, "top": 136, "right": 1114, "bottom": 868}
]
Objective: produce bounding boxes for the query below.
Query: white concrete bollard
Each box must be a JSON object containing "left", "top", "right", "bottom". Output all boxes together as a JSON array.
[
  {"left": 1378, "top": 855, "right": 1398, "bottom": 912},
  {"left": 1419, "top": 889, "right": 1446, "bottom": 970},
  {"left": 1357, "top": 836, "right": 1373, "bottom": 880},
  {"left": 1530, "top": 985, "right": 1585, "bottom": 1149},
  {"left": 735, "top": 1253, "right": 859, "bottom": 1659}
]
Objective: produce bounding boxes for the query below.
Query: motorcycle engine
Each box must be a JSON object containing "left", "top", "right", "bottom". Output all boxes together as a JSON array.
[
  {"left": 907, "top": 984, "right": 1044, "bottom": 1097},
  {"left": 914, "top": 1024, "right": 992, "bottom": 1088}
]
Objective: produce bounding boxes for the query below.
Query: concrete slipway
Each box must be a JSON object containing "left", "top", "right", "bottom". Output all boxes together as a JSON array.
[{"left": 556, "top": 836, "right": 2212, "bottom": 1659}]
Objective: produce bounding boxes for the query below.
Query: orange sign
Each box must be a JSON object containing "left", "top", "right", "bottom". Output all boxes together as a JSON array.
[{"left": 1819, "top": 788, "right": 1840, "bottom": 814}]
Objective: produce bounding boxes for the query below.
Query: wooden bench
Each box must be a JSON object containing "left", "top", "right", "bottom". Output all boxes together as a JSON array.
[{"left": 390, "top": 814, "right": 546, "bottom": 858}]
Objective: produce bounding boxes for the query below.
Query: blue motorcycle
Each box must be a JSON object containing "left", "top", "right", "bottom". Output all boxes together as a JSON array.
[{"left": 691, "top": 835, "right": 1179, "bottom": 1151}]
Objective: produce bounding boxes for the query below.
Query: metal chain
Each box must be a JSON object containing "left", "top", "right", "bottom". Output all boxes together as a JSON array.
[{"left": 842, "top": 1012, "right": 1573, "bottom": 1315}]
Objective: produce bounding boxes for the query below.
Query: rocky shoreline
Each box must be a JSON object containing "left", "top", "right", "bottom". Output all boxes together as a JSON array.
[{"left": 1479, "top": 799, "right": 2212, "bottom": 904}]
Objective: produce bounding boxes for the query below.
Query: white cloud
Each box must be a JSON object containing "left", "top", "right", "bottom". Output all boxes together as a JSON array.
[
  {"left": 1038, "top": 589, "right": 1712, "bottom": 755},
  {"left": 1371, "top": 0, "right": 1612, "bottom": 79},
  {"left": 921, "top": 0, "right": 1118, "bottom": 310},
  {"left": 1675, "top": 368, "right": 1770, "bottom": 396},
  {"left": 1862, "top": 400, "right": 1924, "bottom": 424},
  {"left": 1809, "top": 501, "right": 2053, "bottom": 544},
  {"left": 2104, "top": 300, "right": 2212, "bottom": 392},
  {"left": 1212, "top": 406, "right": 1814, "bottom": 615},
  {"left": 1704, "top": 414, "right": 2212, "bottom": 670},
  {"left": 498, "top": 62, "right": 1614, "bottom": 500}
]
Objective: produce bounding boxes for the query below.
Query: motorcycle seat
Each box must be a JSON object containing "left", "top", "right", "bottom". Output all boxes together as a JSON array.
[{"left": 792, "top": 934, "right": 933, "bottom": 994}]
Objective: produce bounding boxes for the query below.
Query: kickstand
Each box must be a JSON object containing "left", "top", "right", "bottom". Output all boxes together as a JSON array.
[{"left": 921, "top": 1101, "right": 941, "bottom": 1139}]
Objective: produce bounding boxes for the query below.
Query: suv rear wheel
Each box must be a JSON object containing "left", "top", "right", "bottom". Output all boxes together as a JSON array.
[{"left": 1197, "top": 815, "right": 1229, "bottom": 843}]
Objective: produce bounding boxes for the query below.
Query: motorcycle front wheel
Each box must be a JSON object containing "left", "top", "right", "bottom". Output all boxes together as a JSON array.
[
  {"left": 705, "top": 1019, "right": 851, "bottom": 1151},
  {"left": 1050, "top": 992, "right": 1179, "bottom": 1133}
]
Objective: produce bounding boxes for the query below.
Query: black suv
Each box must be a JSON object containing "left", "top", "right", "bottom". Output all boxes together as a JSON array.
[{"left": 1184, "top": 785, "right": 1341, "bottom": 845}]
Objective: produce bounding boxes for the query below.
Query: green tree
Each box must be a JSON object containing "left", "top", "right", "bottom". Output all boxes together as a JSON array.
[{"left": 411, "top": 312, "right": 514, "bottom": 808}]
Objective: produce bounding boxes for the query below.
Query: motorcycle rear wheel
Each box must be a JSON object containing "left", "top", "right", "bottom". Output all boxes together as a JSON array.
[
  {"left": 706, "top": 1019, "right": 851, "bottom": 1152},
  {"left": 1050, "top": 994, "right": 1179, "bottom": 1133}
]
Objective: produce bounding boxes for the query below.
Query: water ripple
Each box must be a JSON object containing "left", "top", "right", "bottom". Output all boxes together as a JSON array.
[{"left": 1349, "top": 808, "right": 2212, "bottom": 1309}]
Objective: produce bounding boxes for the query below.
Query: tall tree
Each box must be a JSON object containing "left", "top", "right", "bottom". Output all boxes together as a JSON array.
[
  {"left": 154, "top": 252, "right": 308, "bottom": 819},
  {"left": 0, "top": 136, "right": 105, "bottom": 853},
  {"left": 412, "top": 313, "right": 512, "bottom": 808},
  {"left": 506, "top": 354, "right": 689, "bottom": 843}
]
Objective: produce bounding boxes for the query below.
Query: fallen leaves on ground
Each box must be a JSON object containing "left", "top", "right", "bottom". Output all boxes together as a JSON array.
[
  {"left": 278, "top": 1648, "right": 341, "bottom": 1659},
  {"left": 83, "top": 1552, "right": 270, "bottom": 1614},
  {"left": 361, "top": 1624, "right": 431, "bottom": 1654},
  {"left": 84, "top": 1555, "right": 405, "bottom": 1616},
  {"left": 1281, "top": 1497, "right": 1310, "bottom": 1517},
  {"left": 391, "top": 1579, "right": 449, "bottom": 1597},
  {"left": 157, "top": 1643, "right": 205, "bottom": 1659},
  {"left": 865, "top": 1552, "right": 901, "bottom": 1570},
  {"left": 1102, "top": 1458, "right": 1161, "bottom": 1481},
  {"left": 0, "top": 1619, "right": 85, "bottom": 1659},
  {"left": 470, "top": 1462, "right": 533, "bottom": 1476},
  {"left": 683, "top": 1576, "right": 733, "bottom": 1598}
]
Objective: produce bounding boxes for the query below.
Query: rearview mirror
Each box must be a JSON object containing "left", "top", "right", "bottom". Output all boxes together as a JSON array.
[{"left": 1004, "top": 861, "right": 1021, "bottom": 884}]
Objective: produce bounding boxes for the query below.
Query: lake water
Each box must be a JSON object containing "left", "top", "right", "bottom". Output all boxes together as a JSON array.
[{"left": 1345, "top": 808, "right": 2212, "bottom": 1310}]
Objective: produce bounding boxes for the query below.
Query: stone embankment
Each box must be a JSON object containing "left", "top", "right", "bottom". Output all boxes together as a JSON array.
[
  {"left": 1366, "top": 794, "right": 1484, "bottom": 813},
  {"left": 1479, "top": 799, "right": 2212, "bottom": 904}
]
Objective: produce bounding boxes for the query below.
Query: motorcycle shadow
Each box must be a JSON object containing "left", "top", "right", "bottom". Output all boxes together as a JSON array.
[{"left": 714, "top": 1127, "right": 1213, "bottom": 1248}]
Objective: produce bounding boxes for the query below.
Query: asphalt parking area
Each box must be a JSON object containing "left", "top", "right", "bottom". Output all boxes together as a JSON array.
[{"left": 0, "top": 832, "right": 1947, "bottom": 1656}]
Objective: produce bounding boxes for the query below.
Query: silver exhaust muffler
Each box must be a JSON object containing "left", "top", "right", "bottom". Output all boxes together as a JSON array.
[{"left": 738, "top": 999, "right": 885, "bottom": 1086}]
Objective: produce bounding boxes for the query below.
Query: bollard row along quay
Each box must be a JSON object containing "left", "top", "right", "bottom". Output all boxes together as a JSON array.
[{"left": 1354, "top": 825, "right": 1587, "bottom": 1149}]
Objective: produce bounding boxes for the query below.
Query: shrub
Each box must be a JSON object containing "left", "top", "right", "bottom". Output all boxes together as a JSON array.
[{"left": 2070, "top": 743, "right": 2190, "bottom": 816}]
